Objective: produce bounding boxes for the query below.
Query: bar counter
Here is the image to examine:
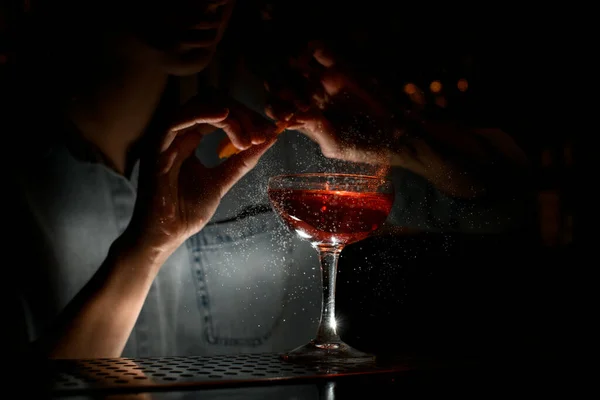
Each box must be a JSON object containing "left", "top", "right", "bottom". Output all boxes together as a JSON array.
[{"left": 37, "top": 351, "right": 557, "bottom": 399}]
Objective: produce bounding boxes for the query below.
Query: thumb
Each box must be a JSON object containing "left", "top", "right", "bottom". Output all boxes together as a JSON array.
[
  {"left": 212, "top": 138, "right": 277, "bottom": 198},
  {"left": 292, "top": 111, "right": 338, "bottom": 149}
]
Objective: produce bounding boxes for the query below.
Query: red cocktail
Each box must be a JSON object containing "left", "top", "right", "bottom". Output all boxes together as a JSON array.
[
  {"left": 269, "top": 189, "right": 393, "bottom": 246},
  {"left": 268, "top": 173, "right": 394, "bottom": 362}
]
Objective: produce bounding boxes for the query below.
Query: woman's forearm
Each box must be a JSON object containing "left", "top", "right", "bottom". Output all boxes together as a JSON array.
[{"left": 43, "top": 237, "right": 171, "bottom": 359}]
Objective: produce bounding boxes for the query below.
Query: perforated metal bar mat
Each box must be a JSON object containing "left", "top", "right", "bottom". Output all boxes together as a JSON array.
[{"left": 49, "top": 353, "right": 415, "bottom": 395}]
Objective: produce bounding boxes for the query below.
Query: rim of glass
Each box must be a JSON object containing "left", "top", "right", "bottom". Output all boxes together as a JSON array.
[{"left": 268, "top": 173, "right": 391, "bottom": 182}]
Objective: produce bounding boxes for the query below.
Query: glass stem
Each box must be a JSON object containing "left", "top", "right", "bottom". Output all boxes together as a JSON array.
[{"left": 314, "top": 245, "right": 344, "bottom": 345}]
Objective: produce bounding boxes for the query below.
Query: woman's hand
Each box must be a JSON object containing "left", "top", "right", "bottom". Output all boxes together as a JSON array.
[
  {"left": 124, "top": 95, "right": 276, "bottom": 260},
  {"left": 265, "top": 43, "right": 528, "bottom": 198}
]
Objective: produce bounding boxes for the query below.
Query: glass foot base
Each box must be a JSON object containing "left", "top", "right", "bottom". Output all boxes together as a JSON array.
[{"left": 280, "top": 340, "right": 375, "bottom": 363}]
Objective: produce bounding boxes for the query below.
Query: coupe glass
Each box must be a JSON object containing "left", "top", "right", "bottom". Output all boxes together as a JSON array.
[{"left": 268, "top": 173, "right": 394, "bottom": 362}]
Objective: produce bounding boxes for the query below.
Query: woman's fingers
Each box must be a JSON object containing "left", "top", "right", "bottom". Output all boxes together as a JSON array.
[
  {"left": 161, "top": 107, "right": 230, "bottom": 153},
  {"left": 212, "top": 137, "right": 277, "bottom": 198}
]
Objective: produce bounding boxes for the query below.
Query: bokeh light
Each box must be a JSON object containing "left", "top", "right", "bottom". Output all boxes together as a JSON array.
[{"left": 430, "top": 80, "right": 442, "bottom": 93}]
